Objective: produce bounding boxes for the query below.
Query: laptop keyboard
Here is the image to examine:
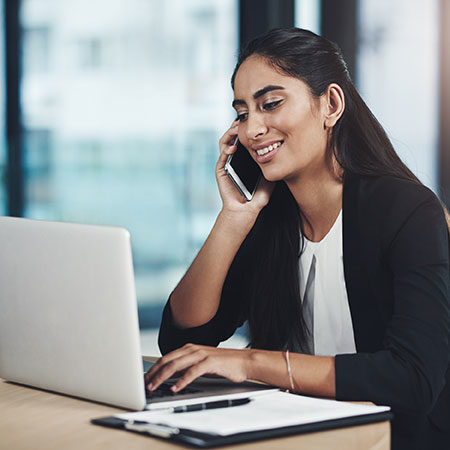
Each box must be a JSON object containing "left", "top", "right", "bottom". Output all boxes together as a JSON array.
[{"left": 146, "top": 382, "right": 201, "bottom": 399}]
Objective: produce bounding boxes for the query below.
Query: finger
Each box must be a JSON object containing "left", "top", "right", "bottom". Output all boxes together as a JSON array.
[
  {"left": 171, "top": 359, "right": 212, "bottom": 393},
  {"left": 145, "top": 351, "right": 187, "bottom": 384},
  {"left": 145, "top": 351, "right": 191, "bottom": 388},
  {"left": 258, "top": 177, "right": 275, "bottom": 195},
  {"left": 145, "top": 344, "right": 197, "bottom": 383},
  {"left": 220, "top": 118, "right": 239, "bottom": 138},
  {"left": 145, "top": 359, "right": 160, "bottom": 381},
  {"left": 216, "top": 143, "right": 237, "bottom": 170},
  {"left": 144, "top": 344, "right": 204, "bottom": 383},
  {"left": 219, "top": 123, "right": 239, "bottom": 147},
  {"left": 147, "top": 352, "right": 206, "bottom": 391}
]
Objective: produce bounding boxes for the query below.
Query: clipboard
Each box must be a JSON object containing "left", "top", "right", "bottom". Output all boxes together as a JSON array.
[
  {"left": 92, "top": 411, "right": 393, "bottom": 447},
  {"left": 92, "top": 391, "right": 393, "bottom": 448}
]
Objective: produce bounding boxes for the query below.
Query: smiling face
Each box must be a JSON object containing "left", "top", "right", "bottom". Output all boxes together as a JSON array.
[{"left": 232, "top": 55, "right": 335, "bottom": 183}]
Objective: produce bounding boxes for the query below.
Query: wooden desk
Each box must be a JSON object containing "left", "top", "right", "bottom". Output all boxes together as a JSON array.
[{"left": 0, "top": 357, "right": 390, "bottom": 450}]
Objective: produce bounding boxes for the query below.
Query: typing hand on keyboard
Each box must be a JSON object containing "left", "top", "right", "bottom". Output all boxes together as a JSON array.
[{"left": 145, "top": 381, "right": 200, "bottom": 398}]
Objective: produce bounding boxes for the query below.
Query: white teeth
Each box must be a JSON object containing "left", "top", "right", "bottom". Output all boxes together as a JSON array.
[{"left": 256, "top": 141, "right": 282, "bottom": 156}]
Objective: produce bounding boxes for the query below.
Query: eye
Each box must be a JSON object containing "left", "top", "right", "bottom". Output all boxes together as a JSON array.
[
  {"left": 263, "top": 99, "right": 282, "bottom": 110},
  {"left": 236, "top": 112, "right": 248, "bottom": 122}
]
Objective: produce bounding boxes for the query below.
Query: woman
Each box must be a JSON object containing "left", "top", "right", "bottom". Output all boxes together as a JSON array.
[{"left": 145, "top": 28, "right": 450, "bottom": 449}]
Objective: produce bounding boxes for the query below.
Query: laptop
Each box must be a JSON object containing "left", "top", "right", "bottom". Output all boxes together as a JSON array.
[{"left": 0, "top": 216, "right": 276, "bottom": 410}]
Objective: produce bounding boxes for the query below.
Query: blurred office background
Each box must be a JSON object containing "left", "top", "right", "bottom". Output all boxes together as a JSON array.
[{"left": 2, "top": 0, "right": 450, "bottom": 354}]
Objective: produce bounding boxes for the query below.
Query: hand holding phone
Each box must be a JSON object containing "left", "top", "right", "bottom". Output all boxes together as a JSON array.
[{"left": 224, "top": 138, "right": 262, "bottom": 201}]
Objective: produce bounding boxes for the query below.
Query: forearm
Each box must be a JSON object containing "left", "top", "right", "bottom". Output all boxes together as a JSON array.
[
  {"left": 170, "top": 210, "right": 256, "bottom": 329},
  {"left": 247, "top": 349, "right": 336, "bottom": 398}
]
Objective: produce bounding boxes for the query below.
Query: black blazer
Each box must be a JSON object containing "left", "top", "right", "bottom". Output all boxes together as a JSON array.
[{"left": 159, "top": 174, "right": 450, "bottom": 450}]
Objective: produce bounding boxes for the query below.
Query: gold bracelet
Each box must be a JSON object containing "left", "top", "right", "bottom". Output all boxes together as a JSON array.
[{"left": 284, "top": 350, "right": 295, "bottom": 392}]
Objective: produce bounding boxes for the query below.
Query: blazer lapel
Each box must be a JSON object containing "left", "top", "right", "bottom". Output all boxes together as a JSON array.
[{"left": 342, "top": 173, "right": 380, "bottom": 352}]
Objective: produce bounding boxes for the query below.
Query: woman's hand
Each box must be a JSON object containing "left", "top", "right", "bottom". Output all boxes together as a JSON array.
[
  {"left": 217, "top": 121, "right": 275, "bottom": 222},
  {"left": 144, "top": 344, "right": 252, "bottom": 393}
]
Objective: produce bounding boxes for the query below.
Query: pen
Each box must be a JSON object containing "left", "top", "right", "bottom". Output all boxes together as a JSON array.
[{"left": 172, "top": 397, "right": 251, "bottom": 413}]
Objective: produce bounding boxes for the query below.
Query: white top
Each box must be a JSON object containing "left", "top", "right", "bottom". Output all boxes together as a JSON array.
[{"left": 299, "top": 210, "right": 356, "bottom": 356}]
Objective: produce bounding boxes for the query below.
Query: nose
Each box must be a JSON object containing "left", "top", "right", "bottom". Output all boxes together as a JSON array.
[{"left": 245, "top": 112, "right": 268, "bottom": 141}]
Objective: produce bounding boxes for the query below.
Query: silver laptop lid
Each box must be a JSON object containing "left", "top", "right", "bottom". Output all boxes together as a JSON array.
[{"left": 0, "top": 216, "right": 146, "bottom": 410}]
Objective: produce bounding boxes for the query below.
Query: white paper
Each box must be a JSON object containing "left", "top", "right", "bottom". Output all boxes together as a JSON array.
[{"left": 116, "top": 391, "right": 390, "bottom": 436}]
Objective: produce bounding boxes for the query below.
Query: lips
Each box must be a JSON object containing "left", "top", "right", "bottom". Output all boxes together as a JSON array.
[
  {"left": 255, "top": 141, "right": 283, "bottom": 156},
  {"left": 254, "top": 141, "right": 283, "bottom": 164}
]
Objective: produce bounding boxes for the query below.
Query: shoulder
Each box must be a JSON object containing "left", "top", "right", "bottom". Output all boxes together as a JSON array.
[
  {"left": 344, "top": 173, "right": 442, "bottom": 219},
  {"left": 345, "top": 172, "right": 436, "bottom": 204},
  {"left": 343, "top": 173, "right": 448, "bottom": 247}
]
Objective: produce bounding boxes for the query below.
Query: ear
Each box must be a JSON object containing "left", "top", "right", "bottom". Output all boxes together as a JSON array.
[{"left": 322, "top": 83, "right": 345, "bottom": 129}]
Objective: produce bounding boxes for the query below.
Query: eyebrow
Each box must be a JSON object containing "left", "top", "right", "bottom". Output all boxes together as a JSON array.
[{"left": 232, "top": 85, "right": 285, "bottom": 108}]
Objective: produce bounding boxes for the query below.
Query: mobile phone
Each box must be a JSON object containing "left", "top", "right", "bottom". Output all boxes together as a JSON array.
[{"left": 224, "top": 137, "right": 262, "bottom": 201}]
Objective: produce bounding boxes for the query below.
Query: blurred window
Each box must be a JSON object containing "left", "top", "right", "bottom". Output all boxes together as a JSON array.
[
  {"left": 295, "top": 0, "right": 439, "bottom": 193},
  {"left": 357, "top": 0, "right": 440, "bottom": 192},
  {"left": 295, "top": 0, "right": 321, "bottom": 35},
  {"left": 20, "top": 0, "right": 238, "bottom": 327},
  {"left": 23, "top": 26, "right": 51, "bottom": 73}
]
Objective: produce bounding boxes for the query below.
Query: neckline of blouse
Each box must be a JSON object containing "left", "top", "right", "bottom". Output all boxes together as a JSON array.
[{"left": 303, "top": 209, "right": 342, "bottom": 247}]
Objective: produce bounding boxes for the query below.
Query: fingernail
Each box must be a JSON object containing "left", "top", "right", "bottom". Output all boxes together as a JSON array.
[
  {"left": 147, "top": 383, "right": 153, "bottom": 390},
  {"left": 171, "top": 385, "right": 178, "bottom": 392}
]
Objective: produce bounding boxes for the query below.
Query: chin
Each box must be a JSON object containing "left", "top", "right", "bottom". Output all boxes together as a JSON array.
[{"left": 261, "top": 166, "right": 288, "bottom": 183}]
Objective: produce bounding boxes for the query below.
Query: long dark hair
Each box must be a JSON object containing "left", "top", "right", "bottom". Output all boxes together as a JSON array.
[{"left": 227, "top": 27, "right": 422, "bottom": 351}]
